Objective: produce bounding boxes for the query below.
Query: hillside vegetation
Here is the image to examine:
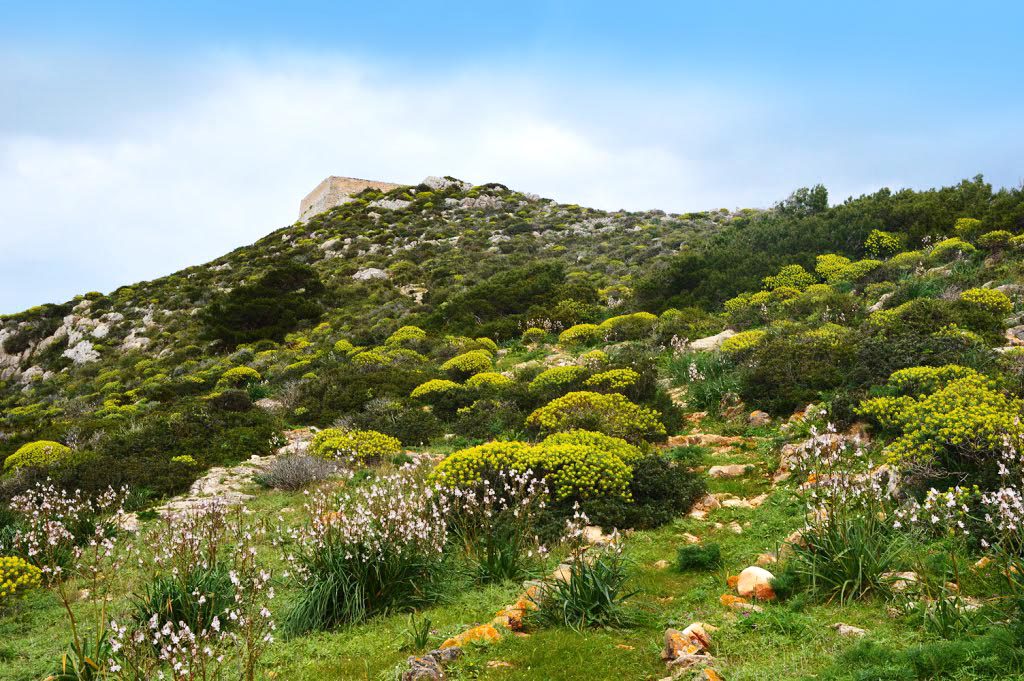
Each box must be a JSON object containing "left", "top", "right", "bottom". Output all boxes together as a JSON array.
[{"left": 1, "top": 174, "right": 1024, "bottom": 680}]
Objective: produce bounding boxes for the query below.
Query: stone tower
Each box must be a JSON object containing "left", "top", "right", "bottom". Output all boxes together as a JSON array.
[{"left": 298, "top": 176, "right": 405, "bottom": 221}]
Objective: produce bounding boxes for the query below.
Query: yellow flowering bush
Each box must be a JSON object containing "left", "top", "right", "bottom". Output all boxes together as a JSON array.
[
  {"left": 521, "top": 327, "right": 546, "bottom": 344},
  {"left": 385, "top": 325, "right": 427, "bottom": 346},
  {"left": 542, "top": 429, "right": 643, "bottom": 463},
  {"left": 886, "top": 364, "right": 980, "bottom": 394},
  {"left": 352, "top": 350, "right": 390, "bottom": 368},
  {"left": 3, "top": 440, "right": 72, "bottom": 473},
  {"left": 309, "top": 428, "right": 402, "bottom": 464},
  {"left": 474, "top": 337, "right": 499, "bottom": 354},
  {"left": 583, "top": 368, "right": 640, "bottom": 392},
  {"left": 558, "top": 323, "right": 601, "bottom": 346},
  {"left": 220, "top": 366, "right": 261, "bottom": 386},
  {"left": 598, "top": 312, "right": 658, "bottom": 340},
  {"left": 526, "top": 391, "right": 665, "bottom": 443},
  {"left": 814, "top": 255, "right": 881, "bottom": 284},
  {"left": 887, "top": 250, "right": 924, "bottom": 270},
  {"left": 410, "top": 379, "right": 462, "bottom": 400},
  {"left": 440, "top": 349, "right": 493, "bottom": 378},
  {"left": 333, "top": 339, "right": 355, "bottom": 353},
  {"left": 529, "top": 366, "right": 587, "bottom": 393},
  {"left": 953, "top": 217, "right": 983, "bottom": 240},
  {"left": 0, "top": 556, "right": 41, "bottom": 605},
  {"left": 857, "top": 370, "right": 1023, "bottom": 469},
  {"left": 977, "top": 230, "right": 1013, "bottom": 250},
  {"left": 762, "top": 264, "right": 816, "bottom": 290},
  {"left": 864, "top": 229, "right": 901, "bottom": 258},
  {"left": 428, "top": 438, "right": 632, "bottom": 501},
  {"left": 465, "top": 372, "right": 513, "bottom": 390},
  {"left": 929, "top": 237, "right": 976, "bottom": 262},
  {"left": 720, "top": 329, "right": 766, "bottom": 354},
  {"left": 960, "top": 287, "right": 1013, "bottom": 316},
  {"left": 1010, "top": 234, "right": 1024, "bottom": 251}
]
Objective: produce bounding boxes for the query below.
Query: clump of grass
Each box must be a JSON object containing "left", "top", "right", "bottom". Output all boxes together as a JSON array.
[
  {"left": 675, "top": 543, "right": 722, "bottom": 572},
  {"left": 531, "top": 549, "right": 639, "bottom": 631}
]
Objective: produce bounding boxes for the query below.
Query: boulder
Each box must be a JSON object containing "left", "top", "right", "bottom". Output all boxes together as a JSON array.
[
  {"left": 708, "top": 464, "right": 753, "bottom": 479},
  {"left": 831, "top": 623, "right": 867, "bottom": 637},
  {"left": 882, "top": 571, "right": 919, "bottom": 593},
  {"left": 747, "top": 410, "right": 771, "bottom": 427},
  {"left": 689, "top": 329, "right": 736, "bottom": 352},
  {"left": 352, "top": 267, "right": 390, "bottom": 281},
  {"left": 736, "top": 566, "right": 776, "bottom": 600}
]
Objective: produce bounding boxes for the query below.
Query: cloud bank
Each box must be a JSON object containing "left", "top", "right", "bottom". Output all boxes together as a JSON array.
[{"left": 0, "top": 53, "right": 1019, "bottom": 312}]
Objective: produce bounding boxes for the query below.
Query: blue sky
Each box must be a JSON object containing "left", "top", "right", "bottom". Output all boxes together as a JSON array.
[{"left": 2, "top": 1, "right": 1023, "bottom": 312}]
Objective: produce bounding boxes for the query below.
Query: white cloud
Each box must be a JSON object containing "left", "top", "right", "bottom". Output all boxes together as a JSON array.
[{"left": 0, "top": 53, "right": 1019, "bottom": 312}]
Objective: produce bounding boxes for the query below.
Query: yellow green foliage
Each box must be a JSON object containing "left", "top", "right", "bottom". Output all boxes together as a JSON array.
[
  {"left": 220, "top": 366, "right": 261, "bottom": 386},
  {"left": 351, "top": 350, "right": 390, "bottom": 368},
  {"left": 526, "top": 391, "right": 665, "bottom": 443},
  {"left": 802, "top": 323, "right": 853, "bottom": 348},
  {"left": 0, "top": 556, "right": 41, "bottom": 604},
  {"left": 815, "top": 255, "right": 881, "bottom": 283},
  {"left": 583, "top": 368, "right": 640, "bottom": 392},
  {"left": 309, "top": 428, "right": 402, "bottom": 463},
  {"left": 886, "top": 364, "right": 981, "bottom": 394},
  {"left": 558, "top": 323, "right": 601, "bottom": 346},
  {"left": 170, "top": 455, "right": 198, "bottom": 467},
  {"left": 411, "top": 379, "right": 462, "bottom": 399},
  {"left": 932, "top": 324, "right": 985, "bottom": 345},
  {"left": 953, "top": 217, "right": 983, "bottom": 240},
  {"left": 960, "top": 287, "right": 1013, "bottom": 316},
  {"left": 977, "top": 230, "right": 1013, "bottom": 249},
  {"left": 858, "top": 370, "right": 1023, "bottom": 468},
  {"left": 1010, "top": 235, "right": 1024, "bottom": 251},
  {"left": 762, "top": 264, "right": 815, "bottom": 291},
  {"left": 929, "top": 237, "right": 976, "bottom": 262},
  {"left": 521, "top": 327, "right": 546, "bottom": 344},
  {"left": 429, "top": 437, "right": 632, "bottom": 501},
  {"left": 465, "top": 372, "right": 513, "bottom": 390},
  {"left": 529, "top": 366, "right": 586, "bottom": 392},
  {"left": 768, "top": 286, "right": 801, "bottom": 302},
  {"left": 333, "top": 339, "right": 355, "bottom": 353},
  {"left": 598, "top": 312, "right": 658, "bottom": 340},
  {"left": 542, "top": 429, "right": 643, "bottom": 463},
  {"left": 3, "top": 440, "right": 72, "bottom": 472},
  {"left": 888, "top": 250, "right": 924, "bottom": 269},
  {"left": 865, "top": 229, "right": 901, "bottom": 258},
  {"left": 720, "top": 329, "right": 766, "bottom": 354},
  {"left": 440, "top": 349, "right": 493, "bottom": 377},
  {"left": 474, "top": 337, "right": 499, "bottom": 354},
  {"left": 385, "top": 325, "right": 427, "bottom": 346}
]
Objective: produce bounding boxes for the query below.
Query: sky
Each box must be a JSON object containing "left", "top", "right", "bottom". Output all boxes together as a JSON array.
[{"left": 2, "top": 1, "right": 1023, "bottom": 313}]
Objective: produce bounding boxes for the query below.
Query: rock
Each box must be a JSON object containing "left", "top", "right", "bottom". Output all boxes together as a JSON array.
[
  {"left": 736, "top": 566, "right": 776, "bottom": 600},
  {"left": 254, "top": 398, "right": 284, "bottom": 411},
  {"left": 882, "top": 571, "right": 919, "bottom": 593},
  {"left": 974, "top": 556, "right": 994, "bottom": 570},
  {"left": 726, "top": 521, "right": 743, "bottom": 534},
  {"left": 670, "top": 433, "right": 751, "bottom": 448},
  {"left": 583, "top": 525, "right": 614, "bottom": 545},
  {"left": 63, "top": 340, "right": 100, "bottom": 365},
  {"left": 422, "top": 175, "right": 472, "bottom": 191},
  {"left": 868, "top": 292, "right": 894, "bottom": 312},
  {"left": 697, "top": 670, "right": 725, "bottom": 681},
  {"left": 747, "top": 410, "right": 771, "bottom": 427},
  {"left": 352, "top": 267, "right": 390, "bottom": 281},
  {"left": 681, "top": 533, "right": 701, "bottom": 544},
  {"left": 720, "top": 593, "right": 763, "bottom": 613},
  {"left": 831, "top": 623, "right": 867, "bottom": 637},
  {"left": 692, "top": 494, "right": 722, "bottom": 512},
  {"left": 440, "top": 624, "right": 501, "bottom": 650},
  {"left": 116, "top": 512, "right": 140, "bottom": 533},
  {"left": 403, "top": 647, "right": 462, "bottom": 681},
  {"left": 687, "top": 509, "right": 707, "bottom": 520},
  {"left": 653, "top": 559, "right": 671, "bottom": 570},
  {"left": 708, "top": 464, "right": 753, "bottom": 479},
  {"left": 689, "top": 329, "right": 736, "bottom": 352},
  {"left": 368, "top": 198, "right": 412, "bottom": 211},
  {"left": 550, "top": 564, "right": 573, "bottom": 583}
]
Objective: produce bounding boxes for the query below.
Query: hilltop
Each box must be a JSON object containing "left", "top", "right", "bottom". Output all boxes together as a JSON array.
[{"left": 1, "top": 174, "right": 1024, "bottom": 680}]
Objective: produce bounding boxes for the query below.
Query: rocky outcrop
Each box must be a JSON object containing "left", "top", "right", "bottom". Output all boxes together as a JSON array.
[{"left": 688, "top": 329, "right": 736, "bottom": 352}]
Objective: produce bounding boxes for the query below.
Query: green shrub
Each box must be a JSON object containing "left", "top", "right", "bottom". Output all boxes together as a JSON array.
[
  {"left": 465, "top": 372, "right": 513, "bottom": 390},
  {"left": 309, "top": 428, "right": 403, "bottom": 464},
  {"left": 3, "top": 441, "right": 72, "bottom": 473},
  {"left": 960, "top": 287, "right": 1013, "bottom": 316},
  {"left": 529, "top": 365, "right": 587, "bottom": 394},
  {"left": 929, "top": 237, "right": 977, "bottom": 262},
  {"left": 440, "top": 349, "right": 493, "bottom": 379},
  {"left": 526, "top": 391, "right": 666, "bottom": 443},
  {"left": 597, "top": 312, "right": 657, "bottom": 341},
  {"left": 583, "top": 368, "right": 640, "bottom": 392},
  {"left": 474, "top": 337, "right": 499, "bottom": 354},
  {"left": 130, "top": 565, "right": 235, "bottom": 636},
  {"left": 978, "top": 230, "right": 1014, "bottom": 250},
  {"left": 763, "top": 264, "right": 815, "bottom": 290},
  {"left": 953, "top": 217, "right": 983, "bottom": 240},
  {"left": 385, "top": 325, "right": 427, "bottom": 346},
  {"left": 521, "top": 327, "right": 546, "bottom": 344},
  {"left": 558, "top": 323, "right": 602, "bottom": 346},
  {"left": 720, "top": 329, "right": 766, "bottom": 355},
  {"left": 864, "top": 229, "right": 901, "bottom": 258},
  {"left": 410, "top": 378, "right": 461, "bottom": 400},
  {"left": 219, "top": 366, "right": 262, "bottom": 387},
  {"left": 0, "top": 556, "right": 42, "bottom": 605},
  {"left": 675, "top": 543, "right": 722, "bottom": 572}
]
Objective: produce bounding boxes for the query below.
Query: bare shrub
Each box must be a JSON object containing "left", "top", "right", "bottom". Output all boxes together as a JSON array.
[{"left": 256, "top": 455, "right": 343, "bottom": 491}]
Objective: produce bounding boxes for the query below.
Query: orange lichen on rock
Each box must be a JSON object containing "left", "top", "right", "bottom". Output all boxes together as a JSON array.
[
  {"left": 726, "top": 575, "right": 739, "bottom": 588},
  {"left": 719, "top": 593, "right": 748, "bottom": 607},
  {"left": 440, "top": 623, "right": 502, "bottom": 649}
]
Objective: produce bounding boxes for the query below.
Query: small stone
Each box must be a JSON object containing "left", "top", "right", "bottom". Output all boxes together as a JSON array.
[
  {"left": 692, "top": 494, "right": 722, "bottom": 512},
  {"left": 736, "top": 566, "right": 776, "bottom": 600},
  {"left": 974, "top": 556, "right": 994, "bottom": 570},
  {"left": 755, "top": 553, "right": 777, "bottom": 566},
  {"left": 653, "top": 559, "right": 671, "bottom": 570},
  {"left": 882, "top": 571, "right": 919, "bottom": 593},
  {"left": 439, "top": 624, "right": 501, "bottom": 649},
  {"left": 486, "top": 660, "right": 514, "bottom": 669},
  {"left": 831, "top": 623, "right": 867, "bottom": 637},
  {"left": 727, "top": 522, "right": 743, "bottom": 534},
  {"left": 682, "top": 533, "right": 701, "bottom": 544}
]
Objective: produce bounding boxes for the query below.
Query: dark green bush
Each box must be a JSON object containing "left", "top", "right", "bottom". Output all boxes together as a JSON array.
[{"left": 675, "top": 543, "right": 722, "bottom": 572}]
